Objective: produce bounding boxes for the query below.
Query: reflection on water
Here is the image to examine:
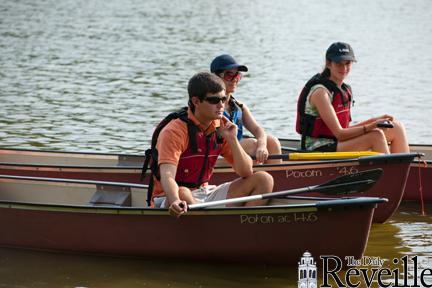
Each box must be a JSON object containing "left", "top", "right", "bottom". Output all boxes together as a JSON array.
[
  {"left": 0, "top": 203, "right": 430, "bottom": 288},
  {"left": 366, "top": 204, "right": 431, "bottom": 265},
  {"left": 392, "top": 204, "right": 432, "bottom": 256},
  {"left": 0, "top": 248, "right": 298, "bottom": 288},
  {"left": 367, "top": 203, "right": 432, "bottom": 287}
]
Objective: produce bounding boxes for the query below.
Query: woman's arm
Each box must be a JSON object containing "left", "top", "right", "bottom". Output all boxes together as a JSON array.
[
  {"left": 310, "top": 88, "right": 379, "bottom": 141},
  {"left": 241, "top": 104, "right": 267, "bottom": 151}
]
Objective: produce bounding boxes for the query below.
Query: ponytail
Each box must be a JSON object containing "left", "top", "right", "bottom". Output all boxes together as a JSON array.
[{"left": 321, "top": 67, "right": 331, "bottom": 78}]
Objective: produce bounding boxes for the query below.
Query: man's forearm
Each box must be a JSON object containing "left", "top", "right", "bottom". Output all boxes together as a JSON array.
[
  {"left": 161, "top": 177, "right": 180, "bottom": 205},
  {"left": 159, "top": 164, "right": 180, "bottom": 205},
  {"left": 227, "top": 138, "right": 253, "bottom": 177}
]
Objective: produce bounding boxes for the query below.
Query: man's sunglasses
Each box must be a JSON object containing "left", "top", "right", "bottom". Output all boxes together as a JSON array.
[
  {"left": 222, "top": 71, "right": 242, "bottom": 82},
  {"left": 204, "top": 96, "right": 228, "bottom": 105}
]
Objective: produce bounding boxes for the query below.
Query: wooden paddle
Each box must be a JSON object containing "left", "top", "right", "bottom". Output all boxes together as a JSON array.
[{"left": 187, "top": 168, "right": 383, "bottom": 209}]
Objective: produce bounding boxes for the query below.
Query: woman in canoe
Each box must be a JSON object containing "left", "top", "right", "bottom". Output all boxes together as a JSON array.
[
  {"left": 296, "top": 42, "right": 409, "bottom": 154},
  {"left": 210, "top": 54, "right": 282, "bottom": 163}
]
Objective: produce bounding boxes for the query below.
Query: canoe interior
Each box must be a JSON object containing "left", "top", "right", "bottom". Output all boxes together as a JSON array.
[
  {"left": 0, "top": 176, "right": 323, "bottom": 209},
  {"left": 0, "top": 146, "right": 427, "bottom": 169},
  {"left": 0, "top": 145, "right": 428, "bottom": 205},
  {"left": 0, "top": 148, "right": 346, "bottom": 169},
  {"left": 278, "top": 138, "right": 432, "bottom": 161},
  {"left": 0, "top": 149, "right": 144, "bottom": 167},
  {"left": 0, "top": 152, "right": 420, "bottom": 215},
  {"left": 1, "top": 135, "right": 430, "bottom": 169},
  {"left": 0, "top": 175, "right": 383, "bottom": 211},
  {"left": 0, "top": 177, "right": 148, "bottom": 208}
]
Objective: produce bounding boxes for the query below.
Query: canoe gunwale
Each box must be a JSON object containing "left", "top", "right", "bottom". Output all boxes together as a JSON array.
[
  {"left": 0, "top": 147, "right": 142, "bottom": 158},
  {"left": 0, "top": 174, "right": 148, "bottom": 189},
  {"left": 0, "top": 152, "right": 420, "bottom": 170},
  {"left": 0, "top": 196, "right": 385, "bottom": 216},
  {"left": 358, "top": 153, "right": 418, "bottom": 165}
]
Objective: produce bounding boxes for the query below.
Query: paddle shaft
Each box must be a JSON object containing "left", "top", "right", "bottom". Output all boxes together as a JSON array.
[
  {"left": 188, "top": 180, "right": 373, "bottom": 209},
  {"left": 253, "top": 151, "right": 379, "bottom": 161}
]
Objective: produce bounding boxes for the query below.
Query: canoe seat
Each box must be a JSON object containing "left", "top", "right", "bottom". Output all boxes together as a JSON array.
[
  {"left": 89, "top": 185, "right": 131, "bottom": 207},
  {"left": 281, "top": 146, "right": 304, "bottom": 152}
]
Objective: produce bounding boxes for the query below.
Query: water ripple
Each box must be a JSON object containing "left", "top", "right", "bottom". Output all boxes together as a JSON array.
[{"left": 1, "top": 0, "right": 431, "bottom": 153}]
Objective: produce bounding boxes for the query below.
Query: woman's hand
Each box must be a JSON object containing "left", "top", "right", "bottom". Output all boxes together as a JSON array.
[
  {"left": 255, "top": 146, "right": 269, "bottom": 164},
  {"left": 365, "top": 118, "right": 393, "bottom": 132},
  {"left": 374, "top": 114, "right": 394, "bottom": 122}
]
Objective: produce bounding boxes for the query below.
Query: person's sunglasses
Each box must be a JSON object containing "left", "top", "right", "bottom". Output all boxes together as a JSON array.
[
  {"left": 222, "top": 71, "right": 242, "bottom": 82},
  {"left": 204, "top": 96, "right": 228, "bottom": 105}
]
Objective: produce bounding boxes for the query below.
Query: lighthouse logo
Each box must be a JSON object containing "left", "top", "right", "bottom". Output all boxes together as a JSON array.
[{"left": 298, "top": 251, "right": 317, "bottom": 288}]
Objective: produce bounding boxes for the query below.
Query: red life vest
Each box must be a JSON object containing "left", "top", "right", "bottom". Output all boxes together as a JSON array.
[
  {"left": 175, "top": 128, "right": 222, "bottom": 187},
  {"left": 296, "top": 74, "right": 353, "bottom": 149},
  {"left": 141, "top": 107, "right": 223, "bottom": 206}
]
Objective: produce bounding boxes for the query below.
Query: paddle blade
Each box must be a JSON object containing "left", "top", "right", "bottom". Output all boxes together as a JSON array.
[{"left": 317, "top": 168, "right": 383, "bottom": 196}]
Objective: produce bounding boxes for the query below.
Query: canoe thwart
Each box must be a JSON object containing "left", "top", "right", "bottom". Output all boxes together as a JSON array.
[{"left": 90, "top": 185, "right": 132, "bottom": 207}]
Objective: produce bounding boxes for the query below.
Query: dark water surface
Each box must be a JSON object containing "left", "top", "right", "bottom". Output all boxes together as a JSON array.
[{"left": 1, "top": 0, "right": 431, "bottom": 287}]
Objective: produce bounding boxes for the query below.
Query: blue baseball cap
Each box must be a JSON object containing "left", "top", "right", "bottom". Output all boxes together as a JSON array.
[{"left": 210, "top": 54, "right": 248, "bottom": 73}]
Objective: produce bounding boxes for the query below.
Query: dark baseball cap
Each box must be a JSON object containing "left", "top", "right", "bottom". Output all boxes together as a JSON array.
[
  {"left": 326, "top": 42, "right": 357, "bottom": 62},
  {"left": 210, "top": 54, "right": 248, "bottom": 73}
]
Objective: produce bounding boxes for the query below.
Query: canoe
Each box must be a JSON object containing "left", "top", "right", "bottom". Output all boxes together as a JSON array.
[
  {"left": 0, "top": 148, "right": 415, "bottom": 223},
  {"left": 212, "top": 153, "right": 414, "bottom": 223},
  {"left": 278, "top": 138, "right": 432, "bottom": 203},
  {"left": 0, "top": 174, "right": 385, "bottom": 265}
]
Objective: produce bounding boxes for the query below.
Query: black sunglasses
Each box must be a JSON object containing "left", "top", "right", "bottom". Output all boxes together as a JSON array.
[{"left": 204, "top": 96, "right": 228, "bottom": 105}]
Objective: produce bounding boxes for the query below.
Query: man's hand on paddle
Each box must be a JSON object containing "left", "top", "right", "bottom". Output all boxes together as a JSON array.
[{"left": 168, "top": 199, "right": 187, "bottom": 218}]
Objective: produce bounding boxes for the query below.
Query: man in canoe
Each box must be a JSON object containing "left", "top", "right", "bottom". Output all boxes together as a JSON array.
[
  {"left": 210, "top": 54, "right": 282, "bottom": 164},
  {"left": 152, "top": 72, "right": 274, "bottom": 217},
  {"left": 296, "top": 42, "right": 409, "bottom": 153}
]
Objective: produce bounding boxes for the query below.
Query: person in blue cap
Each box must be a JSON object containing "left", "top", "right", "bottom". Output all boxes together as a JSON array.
[
  {"left": 295, "top": 42, "right": 409, "bottom": 153},
  {"left": 210, "top": 54, "right": 282, "bottom": 164}
]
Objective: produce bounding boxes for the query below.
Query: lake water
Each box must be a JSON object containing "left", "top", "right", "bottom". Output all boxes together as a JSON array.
[
  {"left": 0, "top": 0, "right": 431, "bottom": 287},
  {"left": 1, "top": 0, "right": 431, "bottom": 153}
]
